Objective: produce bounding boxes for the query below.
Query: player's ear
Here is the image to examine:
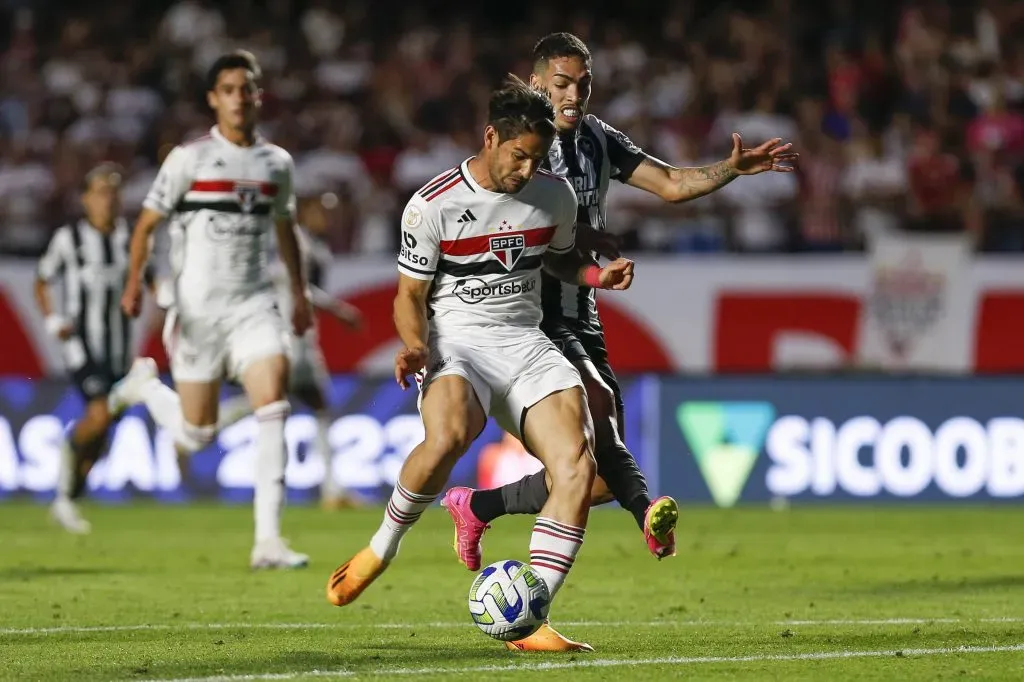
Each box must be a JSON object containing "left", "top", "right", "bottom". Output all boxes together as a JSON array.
[
  {"left": 529, "top": 73, "right": 541, "bottom": 91},
  {"left": 254, "top": 87, "right": 264, "bottom": 108},
  {"left": 483, "top": 126, "right": 497, "bottom": 151},
  {"left": 206, "top": 89, "right": 217, "bottom": 111}
]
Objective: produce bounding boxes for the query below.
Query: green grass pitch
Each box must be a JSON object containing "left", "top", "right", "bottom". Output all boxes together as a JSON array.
[{"left": 2, "top": 502, "right": 1023, "bottom": 680}]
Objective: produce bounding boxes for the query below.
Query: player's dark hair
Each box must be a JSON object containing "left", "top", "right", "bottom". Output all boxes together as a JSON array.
[
  {"left": 81, "top": 162, "right": 124, "bottom": 193},
  {"left": 488, "top": 74, "right": 556, "bottom": 142},
  {"left": 532, "top": 32, "right": 591, "bottom": 73},
  {"left": 206, "top": 50, "right": 262, "bottom": 91}
]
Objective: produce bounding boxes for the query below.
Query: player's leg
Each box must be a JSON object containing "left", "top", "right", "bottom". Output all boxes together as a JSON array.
[
  {"left": 500, "top": 342, "right": 596, "bottom": 653},
  {"left": 110, "top": 308, "right": 222, "bottom": 456},
  {"left": 51, "top": 368, "right": 117, "bottom": 534},
  {"left": 289, "top": 338, "right": 354, "bottom": 509},
  {"left": 326, "top": 372, "right": 488, "bottom": 607},
  {"left": 236, "top": 352, "right": 305, "bottom": 568},
  {"left": 585, "top": 342, "right": 678, "bottom": 559}
]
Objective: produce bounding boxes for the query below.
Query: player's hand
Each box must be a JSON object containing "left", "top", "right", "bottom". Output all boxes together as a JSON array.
[
  {"left": 292, "top": 296, "right": 313, "bottom": 336},
  {"left": 599, "top": 258, "right": 634, "bottom": 290},
  {"left": 121, "top": 281, "right": 143, "bottom": 318},
  {"left": 728, "top": 133, "right": 799, "bottom": 175},
  {"left": 394, "top": 346, "right": 428, "bottom": 390},
  {"left": 576, "top": 223, "right": 621, "bottom": 260},
  {"left": 44, "top": 315, "right": 74, "bottom": 341}
]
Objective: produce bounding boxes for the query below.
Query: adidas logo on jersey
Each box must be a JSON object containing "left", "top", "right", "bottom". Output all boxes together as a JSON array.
[{"left": 457, "top": 209, "right": 477, "bottom": 223}]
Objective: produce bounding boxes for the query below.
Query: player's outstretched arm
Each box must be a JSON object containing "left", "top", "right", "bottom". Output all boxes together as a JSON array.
[
  {"left": 543, "top": 250, "right": 634, "bottom": 291},
  {"left": 309, "top": 285, "right": 363, "bottom": 330},
  {"left": 625, "top": 133, "right": 799, "bottom": 204}
]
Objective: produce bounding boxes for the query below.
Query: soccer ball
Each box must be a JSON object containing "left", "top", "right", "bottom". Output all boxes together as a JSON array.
[{"left": 467, "top": 559, "right": 551, "bottom": 641}]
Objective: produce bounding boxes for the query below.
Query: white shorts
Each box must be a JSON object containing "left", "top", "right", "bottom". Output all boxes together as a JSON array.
[
  {"left": 287, "top": 331, "right": 329, "bottom": 392},
  {"left": 417, "top": 328, "right": 583, "bottom": 440},
  {"left": 163, "top": 292, "right": 289, "bottom": 383}
]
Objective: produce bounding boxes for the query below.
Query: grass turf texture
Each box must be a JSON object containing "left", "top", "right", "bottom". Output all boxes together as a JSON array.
[{"left": 1, "top": 503, "right": 1023, "bottom": 680}]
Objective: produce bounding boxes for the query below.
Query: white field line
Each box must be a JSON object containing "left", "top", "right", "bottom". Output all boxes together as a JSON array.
[
  {"left": 138, "top": 643, "right": 1024, "bottom": 682},
  {"left": 2, "top": 616, "right": 1023, "bottom": 637}
]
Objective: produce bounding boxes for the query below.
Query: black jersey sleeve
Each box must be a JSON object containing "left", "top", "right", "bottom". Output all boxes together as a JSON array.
[{"left": 594, "top": 117, "right": 647, "bottom": 183}]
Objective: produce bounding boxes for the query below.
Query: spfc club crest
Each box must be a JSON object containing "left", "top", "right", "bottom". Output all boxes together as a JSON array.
[
  {"left": 235, "top": 183, "right": 259, "bottom": 213},
  {"left": 489, "top": 234, "right": 525, "bottom": 271}
]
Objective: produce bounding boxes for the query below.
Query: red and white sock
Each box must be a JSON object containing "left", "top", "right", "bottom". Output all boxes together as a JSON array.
[
  {"left": 369, "top": 482, "right": 435, "bottom": 561},
  {"left": 529, "top": 517, "right": 585, "bottom": 599}
]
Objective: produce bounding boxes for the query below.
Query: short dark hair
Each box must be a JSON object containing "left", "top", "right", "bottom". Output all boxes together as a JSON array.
[
  {"left": 82, "top": 162, "right": 124, "bottom": 192},
  {"left": 206, "top": 50, "right": 261, "bottom": 92},
  {"left": 532, "top": 32, "right": 591, "bottom": 73},
  {"left": 488, "top": 74, "right": 556, "bottom": 142}
]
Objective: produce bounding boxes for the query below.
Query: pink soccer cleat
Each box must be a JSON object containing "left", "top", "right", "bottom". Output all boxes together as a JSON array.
[{"left": 440, "top": 486, "right": 490, "bottom": 571}]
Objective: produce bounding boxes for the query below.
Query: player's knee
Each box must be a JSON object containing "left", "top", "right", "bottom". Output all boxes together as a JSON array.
[
  {"left": 548, "top": 437, "right": 597, "bottom": 494},
  {"left": 177, "top": 422, "right": 217, "bottom": 454},
  {"left": 254, "top": 400, "right": 291, "bottom": 423},
  {"left": 423, "top": 422, "right": 475, "bottom": 463}
]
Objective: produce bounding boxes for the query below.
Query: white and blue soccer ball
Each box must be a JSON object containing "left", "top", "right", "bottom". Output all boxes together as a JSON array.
[{"left": 467, "top": 559, "right": 551, "bottom": 641}]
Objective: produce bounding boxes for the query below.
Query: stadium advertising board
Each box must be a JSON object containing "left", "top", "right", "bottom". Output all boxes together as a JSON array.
[
  {"left": 0, "top": 376, "right": 653, "bottom": 503},
  {"left": 4, "top": 255, "right": 1024, "bottom": 378},
  {"left": 659, "top": 377, "right": 1024, "bottom": 505}
]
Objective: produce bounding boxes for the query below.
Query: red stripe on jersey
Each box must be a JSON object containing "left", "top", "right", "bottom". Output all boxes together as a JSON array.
[
  {"left": 422, "top": 176, "right": 464, "bottom": 202},
  {"left": 441, "top": 225, "right": 556, "bottom": 256},
  {"left": 189, "top": 180, "right": 278, "bottom": 196}
]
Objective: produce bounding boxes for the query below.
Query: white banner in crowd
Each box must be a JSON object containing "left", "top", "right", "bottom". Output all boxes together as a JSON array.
[{"left": 858, "top": 231, "right": 976, "bottom": 373}]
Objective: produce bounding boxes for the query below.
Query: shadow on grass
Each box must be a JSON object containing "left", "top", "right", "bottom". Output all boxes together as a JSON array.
[{"left": 0, "top": 566, "right": 123, "bottom": 582}]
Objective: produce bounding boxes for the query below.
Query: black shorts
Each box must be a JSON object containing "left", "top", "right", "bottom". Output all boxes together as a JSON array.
[
  {"left": 70, "top": 362, "right": 123, "bottom": 402},
  {"left": 541, "top": 320, "right": 624, "bottom": 417}
]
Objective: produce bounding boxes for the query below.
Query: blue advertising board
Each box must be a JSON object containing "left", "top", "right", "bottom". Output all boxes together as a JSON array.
[
  {"left": 0, "top": 375, "right": 654, "bottom": 504},
  {"left": 658, "top": 377, "right": 1024, "bottom": 505}
]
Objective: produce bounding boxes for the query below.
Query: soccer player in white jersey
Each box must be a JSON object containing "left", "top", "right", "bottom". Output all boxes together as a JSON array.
[
  {"left": 447, "top": 32, "right": 799, "bottom": 570},
  {"left": 214, "top": 223, "right": 364, "bottom": 509},
  {"left": 325, "top": 76, "right": 634, "bottom": 652},
  {"left": 112, "top": 50, "right": 313, "bottom": 569}
]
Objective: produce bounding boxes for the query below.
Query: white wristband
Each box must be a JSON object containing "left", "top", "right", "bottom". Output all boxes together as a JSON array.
[{"left": 45, "top": 315, "right": 69, "bottom": 337}]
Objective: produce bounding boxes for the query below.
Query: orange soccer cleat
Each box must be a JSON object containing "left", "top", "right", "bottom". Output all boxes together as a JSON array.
[
  {"left": 505, "top": 620, "right": 595, "bottom": 652},
  {"left": 325, "top": 547, "right": 389, "bottom": 607}
]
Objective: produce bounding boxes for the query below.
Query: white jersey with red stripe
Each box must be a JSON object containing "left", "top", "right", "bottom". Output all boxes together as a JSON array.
[
  {"left": 397, "top": 158, "right": 578, "bottom": 338},
  {"left": 143, "top": 125, "right": 296, "bottom": 310}
]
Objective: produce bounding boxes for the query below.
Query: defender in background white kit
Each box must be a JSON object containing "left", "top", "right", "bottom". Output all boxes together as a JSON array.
[
  {"left": 325, "top": 76, "right": 635, "bottom": 653},
  {"left": 114, "top": 50, "right": 313, "bottom": 570}
]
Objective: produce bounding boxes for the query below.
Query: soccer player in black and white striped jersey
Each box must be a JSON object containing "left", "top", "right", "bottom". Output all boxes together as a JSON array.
[
  {"left": 446, "top": 33, "right": 799, "bottom": 589},
  {"left": 34, "top": 164, "right": 140, "bottom": 534}
]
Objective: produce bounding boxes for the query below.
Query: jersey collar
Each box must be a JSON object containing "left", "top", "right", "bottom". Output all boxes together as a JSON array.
[{"left": 210, "top": 125, "right": 265, "bottom": 148}]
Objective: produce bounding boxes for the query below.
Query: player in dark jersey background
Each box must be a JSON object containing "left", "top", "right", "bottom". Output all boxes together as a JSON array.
[{"left": 444, "top": 32, "right": 798, "bottom": 561}]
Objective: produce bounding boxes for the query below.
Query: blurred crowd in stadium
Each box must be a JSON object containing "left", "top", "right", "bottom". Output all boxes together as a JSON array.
[{"left": 1, "top": 0, "right": 1023, "bottom": 256}]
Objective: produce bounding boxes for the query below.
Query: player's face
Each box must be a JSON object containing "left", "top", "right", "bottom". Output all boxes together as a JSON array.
[
  {"left": 82, "top": 176, "right": 121, "bottom": 227},
  {"left": 208, "top": 68, "right": 260, "bottom": 129},
  {"left": 531, "top": 56, "right": 592, "bottom": 132},
  {"left": 484, "top": 129, "right": 553, "bottom": 194}
]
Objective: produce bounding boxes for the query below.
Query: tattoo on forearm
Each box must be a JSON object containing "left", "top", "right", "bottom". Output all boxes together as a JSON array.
[{"left": 694, "top": 160, "right": 738, "bottom": 183}]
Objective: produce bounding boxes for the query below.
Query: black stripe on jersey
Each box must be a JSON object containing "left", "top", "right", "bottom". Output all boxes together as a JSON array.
[
  {"left": 437, "top": 255, "right": 543, "bottom": 277},
  {"left": 67, "top": 223, "right": 93, "bottom": 365},
  {"left": 419, "top": 168, "right": 459, "bottom": 197},
  {"left": 399, "top": 262, "right": 436, "bottom": 277},
  {"left": 457, "top": 165, "right": 475, "bottom": 192},
  {"left": 174, "top": 201, "right": 272, "bottom": 215},
  {"left": 101, "top": 233, "right": 114, "bottom": 371}
]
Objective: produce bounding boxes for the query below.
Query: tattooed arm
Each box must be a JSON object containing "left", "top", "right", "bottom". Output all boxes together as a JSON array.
[
  {"left": 625, "top": 156, "right": 740, "bottom": 203},
  {"left": 624, "top": 133, "right": 798, "bottom": 204}
]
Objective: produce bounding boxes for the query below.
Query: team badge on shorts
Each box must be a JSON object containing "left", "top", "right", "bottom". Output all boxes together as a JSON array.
[{"left": 489, "top": 234, "right": 525, "bottom": 271}]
